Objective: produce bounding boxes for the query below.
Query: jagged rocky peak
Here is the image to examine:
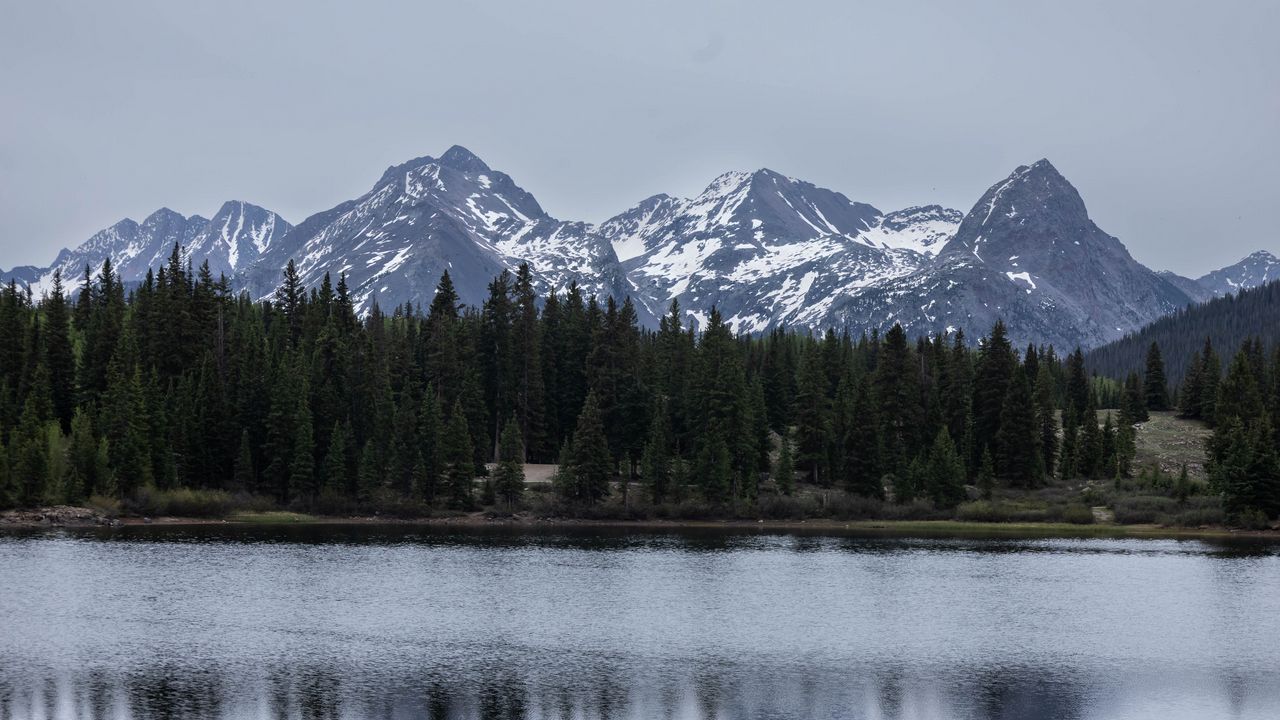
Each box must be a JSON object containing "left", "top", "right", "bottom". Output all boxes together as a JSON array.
[
  {"left": 185, "top": 201, "right": 292, "bottom": 274},
  {"left": 437, "top": 144, "right": 492, "bottom": 173},
  {"left": 1196, "top": 249, "right": 1280, "bottom": 296},
  {"left": 942, "top": 158, "right": 1104, "bottom": 265}
]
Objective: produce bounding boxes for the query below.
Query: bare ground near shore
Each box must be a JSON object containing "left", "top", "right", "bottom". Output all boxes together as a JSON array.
[{"left": 4, "top": 505, "right": 1277, "bottom": 540}]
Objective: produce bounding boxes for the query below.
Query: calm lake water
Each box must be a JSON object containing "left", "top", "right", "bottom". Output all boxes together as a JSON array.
[{"left": 1, "top": 525, "right": 1278, "bottom": 720}]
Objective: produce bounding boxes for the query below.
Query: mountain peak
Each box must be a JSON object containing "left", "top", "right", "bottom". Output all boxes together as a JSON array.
[
  {"left": 438, "top": 145, "right": 490, "bottom": 173},
  {"left": 142, "top": 207, "right": 186, "bottom": 226}
]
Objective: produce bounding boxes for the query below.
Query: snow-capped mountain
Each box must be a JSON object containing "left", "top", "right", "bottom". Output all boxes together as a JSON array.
[
  {"left": 6, "top": 146, "right": 1262, "bottom": 350},
  {"left": 242, "top": 145, "right": 634, "bottom": 317},
  {"left": 1195, "top": 250, "right": 1280, "bottom": 297},
  {"left": 1, "top": 203, "right": 290, "bottom": 295},
  {"left": 823, "top": 160, "right": 1196, "bottom": 349},
  {"left": 597, "top": 169, "right": 961, "bottom": 332},
  {"left": 185, "top": 201, "right": 292, "bottom": 277}
]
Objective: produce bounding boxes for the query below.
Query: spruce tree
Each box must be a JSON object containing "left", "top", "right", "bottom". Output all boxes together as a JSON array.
[
  {"left": 977, "top": 448, "right": 995, "bottom": 500},
  {"left": 840, "top": 378, "right": 882, "bottom": 499},
  {"left": 1121, "top": 371, "right": 1149, "bottom": 423},
  {"left": 873, "top": 324, "right": 921, "bottom": 477},
  {"left": 288, "top": 393, "right": 316, "bottom": 503},
  {"left": 1027, "top": 362, "right": 1054, "bottom": 475},
  {"left": 442, "top": 400, "right": 476, "bottom": 509},
  {"left": 1198, "top": 339, "right": 1222, "bottom": 424},
  {"left": 774, "top": 429, "right": 796, "bottom": 496},
  {"left": 973, "top": 321, "right": 1017, "bottom": 464},
  {"left": 43, "top": 269, "right": 76, "bottom": 433},
  {"left": 639, "top": 398, "right": 673, "bottom": 504},
  {"left": 923, "top": 428, "right": 966, "bottom": 508},
  {"left": 1143, "top": 342, "right": 1170, "bottom": 411},
  {"left": 565, "top": 392, "right": 611, "bottom": 505},
  {"left": 493, "top": 416, "right": 526, "bottom": 510},
  {"left": 234, "top": 428, "right": 256, "bottom": 492},
  {"left": 1076, "top": 394, "right": 1102, "bottom": 478},
  {"left": 994, "top": 367, "right": 1041, "bottom": 487}
]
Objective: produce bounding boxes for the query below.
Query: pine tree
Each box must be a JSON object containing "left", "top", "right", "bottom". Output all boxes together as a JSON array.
[
  {"left": 1076, "top": 394, "right": 1102, "bottom": 478},
  {"left": 839, "top": 378, "right": 882, "bottom": 499},
  {"left": 564, "top": 392, "right": 611, "bottom": 505},
  {"left": 1179, "top": 348, "right": 1205, "bottom": 419},
  {"left": 873, "top": 324, "right": 921, "bottom": 478},
  {"left": 320, "top": 421, "right": 352, "bottom": 498},
  {"left": 1143, "top": 342, "right": 1170, "bottom": 411},
  {"left": 43, "top": 269, "right": 76, "bottom": 433},
  {"left": 9, "top": 396, "right": 52, "bottom": 506},
  {"left": 695, "top": 429, "right": 733, "bottom": 504},
  {"left": 1121, "top": 371, "right": 1149, "bottom": 423},
  {"left": 1100, "top": 412, "right": 1117, "bottom": 479},
  {"left": 923, "top": 427, "right": 966, "bottom": 508},
  {"left": 441, "top": 400, "right": 476, "bottom": 509},
  {"left": 774, "top": 429, "right": 796, "bottom": 496},
  {"left": 234, "top": 428, "right": 256, "bottom": 492},
  {"left": 977, "top": 448, "right": 995, "bottom": 500},
  {"left": 994, "top": 367, "right": 1041, "bottom": 487},
  {"left": 793, "top": 343, "right": 830, "bottom": 483},
  {"left": 1198, "top": 339, "right": 1222, "bottom": 424},
  {"left": 288, "top": 393, "right": 316, "bottom": 503},
  {"left": 511, "top": 264, "right": 547, "bottom": 460},
  {"left": 973, "top": 321, "right": 1017, "bottom": 464},
  {"left": 1034, "top": 362, "right": 1059, "bottom": 477},
  {"left": 1215, "top": 349, "right": 1265, "bottom": 429},
  {"left": 640, "top": 398, "right": 673, "bottom": 504},
  {"left": 493, "top": 416, "right": 526, "bottom": 510}
]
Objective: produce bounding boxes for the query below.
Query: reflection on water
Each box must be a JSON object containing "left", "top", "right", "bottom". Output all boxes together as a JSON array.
[{"left": 1, "top": 525, "right": 1278, "bottom": 720}]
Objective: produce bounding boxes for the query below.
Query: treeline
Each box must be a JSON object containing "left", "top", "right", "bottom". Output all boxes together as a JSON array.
[
  {"left": 1177, "top": 336, "right": 1280, "bottom": 525},
  {"left": 1086, "top": 279, "right": 1280, "bottom": 386},
  {"left": 0, "top": 243, "right": 1266, "bottom": 521}
]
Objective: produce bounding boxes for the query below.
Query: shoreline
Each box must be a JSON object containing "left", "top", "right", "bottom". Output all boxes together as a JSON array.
[{"left": 3, "top": 506, "right": 1276, "bottom": 541}]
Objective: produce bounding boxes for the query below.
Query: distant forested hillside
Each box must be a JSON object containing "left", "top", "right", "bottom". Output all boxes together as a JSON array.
[{"left": 1086, "top": 280, "right": 1280, "bottom": 386}]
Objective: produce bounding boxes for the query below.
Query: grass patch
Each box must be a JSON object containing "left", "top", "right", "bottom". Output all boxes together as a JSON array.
[{"left": 227, "top": 511, "right": 318, "bottom": 524}]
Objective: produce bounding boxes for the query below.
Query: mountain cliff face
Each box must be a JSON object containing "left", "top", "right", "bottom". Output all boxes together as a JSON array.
[
  {"left": 5, "top": 147, "right": 1263, "bottom": 350},
  {"left": 825, "top": 160, "right": 1196, "bottom": 348}
]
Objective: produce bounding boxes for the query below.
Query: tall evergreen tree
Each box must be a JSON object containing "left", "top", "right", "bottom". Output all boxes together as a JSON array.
[
  {"left": 1143, "top": 341, "right": 1169, "bottom": 410},
  {"left": 493, "top": 415, "right": 525, "bottom": 510},
  {"left": 994, "top": 367, "right": 1041, "bottom": 486}
]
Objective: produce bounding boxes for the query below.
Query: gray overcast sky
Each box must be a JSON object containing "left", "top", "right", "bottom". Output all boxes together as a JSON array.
[{"left": 2, "top": 0, "right": 1277, "bottom": 276}]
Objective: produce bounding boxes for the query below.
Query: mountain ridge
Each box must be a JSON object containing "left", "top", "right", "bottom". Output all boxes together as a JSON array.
[{"left": 3, "top": 147, "right": 1274, "bottom": 350}]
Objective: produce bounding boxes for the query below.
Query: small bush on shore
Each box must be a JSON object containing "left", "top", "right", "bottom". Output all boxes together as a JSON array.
[
  {"left": 129, "top": 488, "right": 236, "bottom": 518},
  {"left": 1058, "top": 504, "right": 1096, "bottom": 525},
  {"left": 1113, "top": 496, "right": 1179, "bottom": 524}
]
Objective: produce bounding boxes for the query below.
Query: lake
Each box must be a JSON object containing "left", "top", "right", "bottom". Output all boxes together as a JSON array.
[{"left": 1, "top": 525, "right": 1278, "bottom": 720}]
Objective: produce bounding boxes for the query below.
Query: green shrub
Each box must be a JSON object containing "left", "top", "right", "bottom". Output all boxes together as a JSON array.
[
  {"left": 1112, "top": 496, "right": 1178, "bottom": 524},
  {"left": 956, "top": 500, "right": 1010, "bottom": 523},
  {"left": 1231, "top": 508, "right": 1272, "bottom": 531},
  {"left": 880, "top": 499, "right": 944, "bottom": 521},
  {"left": 86, "top": 494, "right": 122, "bottom": 517},
  {"left": 1167, "top": 507, "right": 1224, "bottom": 527},
  {"left": 1059, "top": 504, "right": 1095, "bottom": 525},
  {"left": 824, "top": 493, "right": 885, "bottom": 520},
  {"left": 129, "top": 487, "right": 235, "bottom": 518}
]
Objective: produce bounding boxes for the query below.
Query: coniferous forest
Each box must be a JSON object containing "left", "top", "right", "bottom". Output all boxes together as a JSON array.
[{"left": 1, "top": 245, "right": 1277, "bottom": 526}]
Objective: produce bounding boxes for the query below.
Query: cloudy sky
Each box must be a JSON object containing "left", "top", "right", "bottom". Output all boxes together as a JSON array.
[{"left": 2, "top": 0, "right": 1276, "bottom": 275}]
